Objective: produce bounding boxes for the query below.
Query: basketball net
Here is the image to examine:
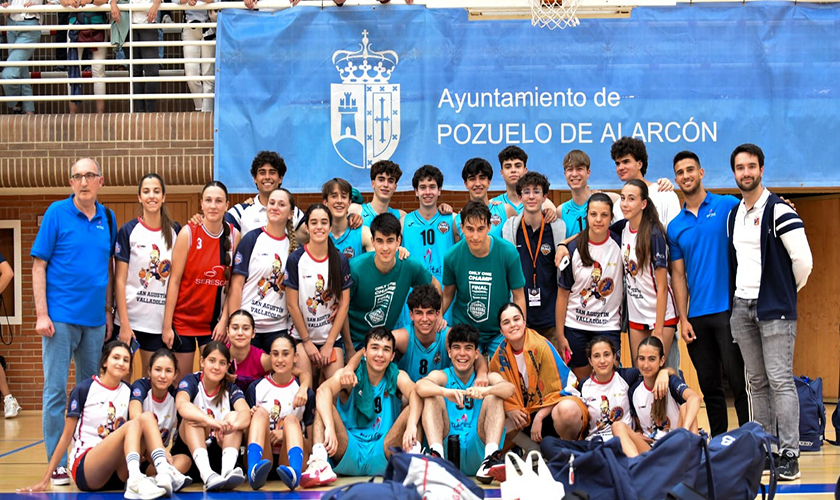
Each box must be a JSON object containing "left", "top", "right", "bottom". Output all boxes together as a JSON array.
[{"left": 530, "top": 0, "right": 583, "bottom": 29}]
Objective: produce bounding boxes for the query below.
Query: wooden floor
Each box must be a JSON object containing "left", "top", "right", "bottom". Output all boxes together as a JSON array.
[{"left": 2, "top": 407, "right": 838, "bottom": 498}]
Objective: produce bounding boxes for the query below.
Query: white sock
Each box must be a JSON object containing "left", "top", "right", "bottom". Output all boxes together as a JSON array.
[
  {"left": 221, "top": 447, "right": 238, "bottom": 476},
  {"left": 312, "top": 443, "right": 328, "bottom": 462},
  {"left": 126, "top": 452, "right": 142, "bottom": 481},
  {"left": 150, "top": 448, "right": 168, "bottom": 474},
  {"left": 485, "top": 442, "right": 499, "bottom": 458},
  {"left": 192, "top": 448, "right": 215, "bottom": 483},
  {"left": 430, "top": 443, "right": 444, "bottom": 457}
]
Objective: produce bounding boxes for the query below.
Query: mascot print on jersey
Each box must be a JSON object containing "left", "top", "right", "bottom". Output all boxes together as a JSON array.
[
  {"left": 306, "top": 274, "right": 334, "bottom": 315},
  {"left": 580, "top": 261, "right": 615, "bottom": 307},
  {"left": 258, "top": 254, "right": 286, "bottom": 299},
  {"left": 97, "top": 402, "right": 126, "bottom": 438},
  {"left": 139, "top": 244, "right": 172, "bottom": 288},
  {"left": 595, "top": 395, "right": 624, "bottom": 434},
  {"left": 623, "top": 245, "right": 638, "bottom": 283}
]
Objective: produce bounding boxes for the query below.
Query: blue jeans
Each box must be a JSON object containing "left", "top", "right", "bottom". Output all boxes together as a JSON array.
[
  {"left": 1, "top": 19, "right": 41, "bottom": 113},
  {"left": 42, "top": 322, "right": 105, "bottom": 467},
  {"left": 730, "top": 297, "right": 799, "bottom": 454}
]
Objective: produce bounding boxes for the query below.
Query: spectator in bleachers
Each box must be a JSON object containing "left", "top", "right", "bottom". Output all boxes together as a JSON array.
[
  {"left": 1, "top": 0, "right": 44, "bottom": 115},
  {"left": 109, "top": 0, "right": 161, "bottom": 112},
  {"left": 181, "top": 0, "right": 215, "bottom": 112},
  {"left": 62, "top": 0, "right": 109, "bottom": 114}
]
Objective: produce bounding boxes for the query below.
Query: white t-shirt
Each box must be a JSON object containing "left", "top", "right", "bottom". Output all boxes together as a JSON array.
[
  {"left": 614, "top": 220, "right": 677, "bottom": 328},
  {"left": 630, "top": 374, "right": 687, "bottom": 442},
  {"left": 232, "top": 227, "right": 291, "bottom": 332},
  {"left": 245, "top": 375, "right": 315, "bottom": 454},
  {"left": 131, "top": 378, "right": 178, "bottom": 447},
  {"left": 558, "top": 232, "right": 624, "bottom": 331},
  {"left": 67, "top": 377, "right": 131, "bottom": 466},
  {"left": 283, "top": 246, "right": 352, "bottom": 344},
  {"left": 176, "top": 372, "right": 245, "bottom": 424},
  {"left": 114, "top": 218, "right": 180, "bottom": 333},
  {"left": 579, "top": 368, "right": 640, "bottom": 440}
]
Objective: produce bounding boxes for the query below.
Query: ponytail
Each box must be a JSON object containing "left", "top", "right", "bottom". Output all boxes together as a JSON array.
[{"left": 625, "top": 179, "right": 665, "bottom": 267}]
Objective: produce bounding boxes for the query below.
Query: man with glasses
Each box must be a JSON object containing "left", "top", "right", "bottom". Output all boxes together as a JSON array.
[{"left": 31, "top": 158, "right": 117, "bottom": 486}]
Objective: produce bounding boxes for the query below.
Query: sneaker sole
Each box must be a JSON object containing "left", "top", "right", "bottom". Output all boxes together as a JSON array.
[
  {"left": 125, "top": 487, "right": 167, "bottom": 500},
  {"left": 277, "top": 467, "right": 299, "bottom": 490},
  {"left": 779, "top": 472, "right": 801, "bottom": 481},
  {"left": 249, "top": 461, "right": 272, "bottom": 490},
  {"left": 487, "top": 465, "right": 506, "bottom": 483},
  {"left": 50, "top": 479, "right": 71, "bottom": 486},
  {"left": 223, "top": 474, "right": 246, "bottom": 490},
  {"left": 300, "top": 475, "right": 337, "bottom": 489}
]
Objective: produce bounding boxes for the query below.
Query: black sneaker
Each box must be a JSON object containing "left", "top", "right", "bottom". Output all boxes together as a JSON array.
[
  {"left": 476, "top": 449, "right": 505, "bottom": 484},
  {"left": 763, "top": 453, "right": 779, "bottom": 476},
  {"left": 427, "top": 448, "right": 442, "bottom": 459},
  {"left": 777, "top": 450, "right": 800, "bottom": 481}
]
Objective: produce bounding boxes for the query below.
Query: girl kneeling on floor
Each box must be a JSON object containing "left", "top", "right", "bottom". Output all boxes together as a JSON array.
[
  {"left": 20, "top": 341, "right": 181, "bottom": 500},
  {"left": 173, "top": 341, "right": 251, "bottom": 491},
  {"left": 245, "top": 333, "right": 315, "bottom": 490}
]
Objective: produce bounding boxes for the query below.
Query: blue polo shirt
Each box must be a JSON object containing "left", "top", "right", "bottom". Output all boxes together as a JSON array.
[
  {"left": 31, "top": 195, "right": 116, "bottom": 327},
  {"left": 666, "top": 192, "right": 739, "bottom": 318}
]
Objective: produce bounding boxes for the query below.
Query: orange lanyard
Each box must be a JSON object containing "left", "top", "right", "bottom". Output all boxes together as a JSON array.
[{"left": 521, "top": 216, "right": 545, "bottom": 287}]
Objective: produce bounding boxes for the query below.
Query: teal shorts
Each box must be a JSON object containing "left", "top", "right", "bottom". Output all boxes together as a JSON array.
[
  {"left": 447, "top": 427, "right": 506, "bottom": 475},
  {"left": 479, "top": 334, "right": 503, "bottom": 358},
  {"left": 332, "top": 434, "right": 388, "bottom": 476}
]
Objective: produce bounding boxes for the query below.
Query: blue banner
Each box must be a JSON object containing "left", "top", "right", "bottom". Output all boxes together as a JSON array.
[{"left": 214, "top": 4, "right": 840, "bottom": 193}]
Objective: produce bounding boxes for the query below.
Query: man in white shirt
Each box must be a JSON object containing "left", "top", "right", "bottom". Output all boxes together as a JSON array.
[{"left": 727, "top": 143, "right": 812, "bottom": 481}]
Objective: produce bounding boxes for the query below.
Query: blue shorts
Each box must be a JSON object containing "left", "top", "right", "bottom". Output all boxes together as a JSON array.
[
  {"left": 479, "top": 334, "right": 503, "bottom": 358},
  {"left": 252, "top": 329, "right": 288, "bottom": 353},
  {"left": 72, "top": 448, "right": 125, "bottom": 492},
  {"left": 332, "top": 435, "right": 388, "bottom": 476},
  {"left": 565, "top": 327, "right": 621, "bottom": 368}
]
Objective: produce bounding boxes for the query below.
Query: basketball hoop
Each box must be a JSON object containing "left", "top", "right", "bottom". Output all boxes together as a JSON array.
[{"left": 530, "top": 0, "right": 583, "bottom": 29}]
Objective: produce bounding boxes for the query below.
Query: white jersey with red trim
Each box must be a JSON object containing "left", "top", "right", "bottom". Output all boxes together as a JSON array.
[
  {"left": 630, "top": 374, "right": 687, "bottom": 442},
  {"left": 130, "top": 378, "right": 177, "bottom": 447},
  {"left": 233, "top": 227, "right": 291, "bottom": 332},
  {"left": 176, "top": 372, "right": 245, "bottom": 423},
  {"left": 558, "top": 232, "right": 624, "bottom": 331},
  {"left": 67, "top": 376, "right": 131, "bottom": 466},
  {"left": 114, "top": 218, "right": 180, "bottom": 333},
  {"left": 245, "top": 374, "right": 315, "bottom": 454},
  {"left": 579, "top": 368, "right": 640, "bottom": 440},
  {"left": 615, "top": 221, "right": 677, "bottom": 327}
]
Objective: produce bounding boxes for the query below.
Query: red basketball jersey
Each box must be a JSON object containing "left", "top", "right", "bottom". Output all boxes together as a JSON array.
[{"left": 173, "top": 222, "right": 233, "bottom": 337}]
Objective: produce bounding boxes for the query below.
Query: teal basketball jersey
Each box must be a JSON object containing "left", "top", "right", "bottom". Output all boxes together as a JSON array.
[
  {"left": 331, "top": 226, "right": 364, "bottom": 260},
  {"left": 397, "top": 323, "right": 451, "bottom": 382}
]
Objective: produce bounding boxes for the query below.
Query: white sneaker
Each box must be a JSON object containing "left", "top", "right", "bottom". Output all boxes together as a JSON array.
[
  {"left": 221, "top": 467, "right": 246, "bottom": 490},
  {"left": 125, "top": 475, "right": 167, "bottom": 500},
  {"left": 168, "top": 467, "right": 191, "bottom": 492},
  {"left": 4, "top": 395, "right": 20, "bottom": 418},
  {"left": 154, "top": 471, "right": 173, "bottom": 497},
  {"left": 203, "top": 472, "right": 226, "bottom": 491},
  {"left": 300, "top": 455, "right": 337, "bottom": 488}
]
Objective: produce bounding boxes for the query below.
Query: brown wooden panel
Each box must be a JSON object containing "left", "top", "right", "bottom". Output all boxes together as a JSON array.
[{"left": 792, "top": 196, "right": 840, "bottom": 398}]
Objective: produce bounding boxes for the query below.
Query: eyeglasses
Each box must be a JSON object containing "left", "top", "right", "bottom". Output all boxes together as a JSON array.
[{"left": 71, "top": 172, "right": 101, "bottom": 182}]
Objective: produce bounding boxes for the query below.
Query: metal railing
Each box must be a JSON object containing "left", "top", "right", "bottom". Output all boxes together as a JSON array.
[{"left": 0, "top": 0, "right": 827, "bottom": 113}]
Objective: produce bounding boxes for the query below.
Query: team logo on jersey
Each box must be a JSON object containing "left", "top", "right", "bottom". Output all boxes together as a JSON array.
[
  {"left": 433, "top": 351, "right": 441, "bottom": 365},
  {"left": 365, "top": 282, "right": 396, "bottom": 327},
  {"left": 648, "top": 416, "right": 672, "bottom": 440},
  {"left": 132, "top": 388, "right": 142, "bottom": 398},
  {"left": 306, "top": 274, "right": 334, "bottom": 314},
  {"left": 331, "top": 30, "right": 400, "bottom": 169},
  {"left": 70, "top": 399, "right": 78, "bottom": 412},
  {"left": 139, "top": 244, "right": 172, "bottom": 289},
  {"left": 342, "top": 246, "right": 356, "bottom": 259},
  {"left": 490, "top": 214, "right": 502, "bottom": 226},
  {"left": 437, "top": 221, "right": 450, "bottom": 234},
  {"left": 258, "top": 254, "right": 285, "bottom": 299},
  {"left": 540, "top": 243, "right": 552, "bottom": 256},
  {"left": 115, "top": 242, "right": 122, "bottom": 254},
  {"left": 580, "top": 261, "right": 614, "bottom": 308},
  {"left": 234, "top": 251, "right": 243, "bottom": 265},
  {"left": 753, "top": 216, "right": 760, "bottom": 226}
]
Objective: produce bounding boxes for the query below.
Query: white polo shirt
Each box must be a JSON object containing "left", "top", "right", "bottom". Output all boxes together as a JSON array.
[{"left": 732, "top": 188, "right": 769, "bottom": 300}]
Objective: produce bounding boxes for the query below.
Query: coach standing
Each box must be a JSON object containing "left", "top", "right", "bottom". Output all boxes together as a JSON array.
[
  {"left": 727, "top": 144, "right": 812, "bottom": 481},
  {"left": 667, "top": 151, "right": 749, "bottom": 437},
  {"left": 31, "top": 158, "right": 116, "bottom": 486}
]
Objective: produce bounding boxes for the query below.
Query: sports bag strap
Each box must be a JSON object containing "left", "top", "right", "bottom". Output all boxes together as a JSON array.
[
  {"left": 698, "top": 432, "right": 716, "bottom": 500},
  {"left": 762, "top": 436, "right": 777, "bottom": 500}
]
